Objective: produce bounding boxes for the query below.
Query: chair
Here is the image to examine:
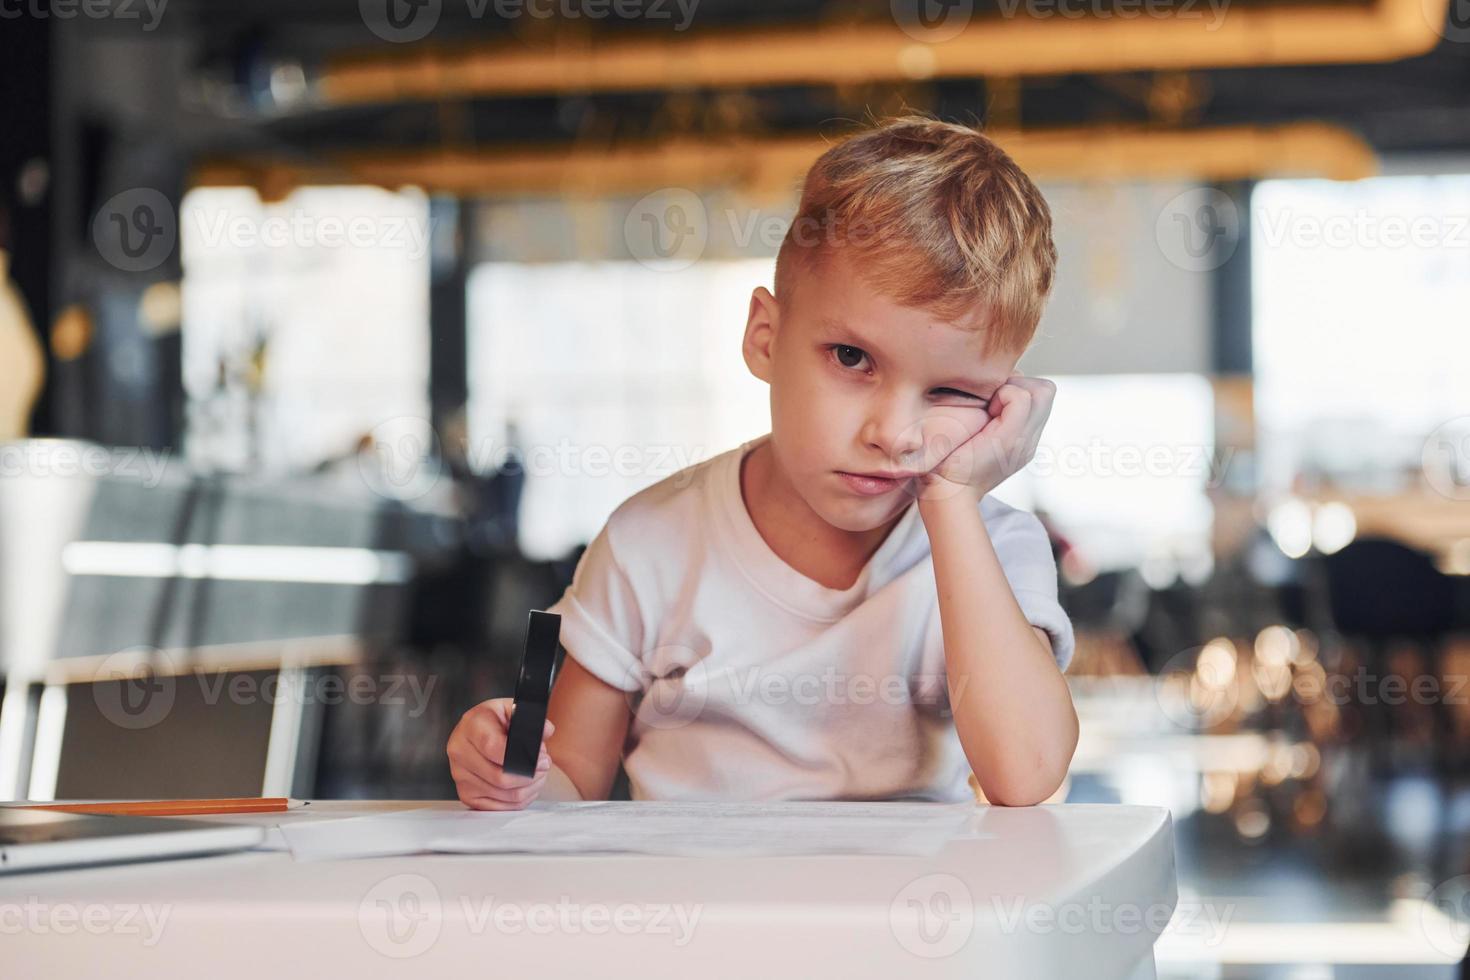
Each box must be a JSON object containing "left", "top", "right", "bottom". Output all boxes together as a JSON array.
[{"left": 1318, "top": 537, "right": 1458, "bottom": 774}]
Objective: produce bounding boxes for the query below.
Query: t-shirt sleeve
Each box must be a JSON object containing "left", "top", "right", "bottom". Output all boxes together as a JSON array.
[
  {"left": 986, "top": 505, "right": 1076, "bottom": 673},
  {"left": 543, "top": 520, "right": 648, "bottom": 693}
]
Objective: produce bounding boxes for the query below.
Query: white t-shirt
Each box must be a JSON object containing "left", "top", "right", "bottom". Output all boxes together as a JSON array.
[{"left": 545, "top": 432, "right": 1075, "bottom": 803}]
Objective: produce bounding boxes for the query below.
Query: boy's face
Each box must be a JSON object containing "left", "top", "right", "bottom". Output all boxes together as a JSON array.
[{"left": 743, "top": 246, "right": 1023, "bottom": 533}]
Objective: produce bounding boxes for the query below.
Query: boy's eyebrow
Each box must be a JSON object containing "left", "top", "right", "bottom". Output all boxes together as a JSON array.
[
  {"left": 816, "top": 315, "right": 899, "bottom": 363},
  {"left": 816, "top": 314, "right": 871, "bottom": 344}
]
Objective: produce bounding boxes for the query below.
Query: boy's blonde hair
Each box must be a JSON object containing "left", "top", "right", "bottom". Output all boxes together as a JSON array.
[{"left": 774, "top": 115, "right": 1057, "bottom": 356}]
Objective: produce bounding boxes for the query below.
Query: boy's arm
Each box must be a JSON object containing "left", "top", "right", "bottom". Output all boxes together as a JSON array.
[
  {"left": 919, "top": 493, "right": 1079, "bottom": 807},
  {"left": 543, "top": 652, "right": 634, "bottom": 801},
  {"left": 539, "top": 762, "right": 585, "bottom": 802}
]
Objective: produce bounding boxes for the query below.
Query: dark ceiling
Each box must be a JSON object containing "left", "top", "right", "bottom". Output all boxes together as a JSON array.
[{"left": 65, "top": 0, "right": 1470, "bottom": 160}]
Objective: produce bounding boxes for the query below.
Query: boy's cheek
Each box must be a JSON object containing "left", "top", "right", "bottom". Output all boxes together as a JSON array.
[{"left": 788, "top": 390, "right": 858, "bottom": 439}]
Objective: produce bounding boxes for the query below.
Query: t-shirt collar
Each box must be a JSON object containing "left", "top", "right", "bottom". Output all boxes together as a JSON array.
[{"left": 710, "top": 432, "right": 922, "bottom": 622}]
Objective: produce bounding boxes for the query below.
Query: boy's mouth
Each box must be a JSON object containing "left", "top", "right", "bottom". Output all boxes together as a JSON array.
[{"left": 836, "top": 470, "right": 916, "bottom": 496}]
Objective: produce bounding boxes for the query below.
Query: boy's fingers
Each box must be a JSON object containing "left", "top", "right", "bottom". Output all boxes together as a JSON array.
[
  {"left": 1007, "top": 374, "right": 1055, "bottom": 399},
  {"left": 459, "top": 786, "right": 539, "bottom": 811},
  {"left": 495, "top": 703, "right": 555, "bottom": 751},
  {"left": 1007, "top": 377, "right": 1055, "bottom": 434},
  {"left": 459, "top": 769, "right": 547, "bottom": 807},
  {"left": 450, "top": 750, "right": 547, "bottom": 795},
  {"left": 456, "top": 764, "right": 544, "bottom": 798},
  {"left": 457, "top": 699, "right": 554, "bottom": 761},
  {"left": 458, "top": 742, "right": 547, "bottom": 786},
  {"left": 447, "top": 744, "right": 500, "bottom": 786},
  {"left": 486, "top": 698, "right": 514, "bottom": 728},
  {"left": 469, "top": 714, "right": 509, "bottom": 765},
  {"left": 991, "top": 381, "right": 1032, "bottom": 418},
  {"left": 920, "top": 415, "right": 983, "bottom": 471},
  {"left": 453, "top": 726, "right": 551, "bottom": 782},
  {"left": 451, "top": 699, "right": 553, "bottom": 809},
  {"left": 1027, "top": 377, "right": 1057, "bottom": 411},
  {"left": 985, "top": 387, "right": 1033, "bottom": 444}
]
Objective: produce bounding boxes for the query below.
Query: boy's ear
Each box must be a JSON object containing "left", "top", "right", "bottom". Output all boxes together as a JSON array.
[{"left": 742, "top": 286, "right": 780, "bottom": 384}]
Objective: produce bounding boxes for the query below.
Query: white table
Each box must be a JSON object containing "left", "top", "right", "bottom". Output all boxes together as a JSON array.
[{"left": 1, "top": 801, "right": 1177, "bottom": 978}]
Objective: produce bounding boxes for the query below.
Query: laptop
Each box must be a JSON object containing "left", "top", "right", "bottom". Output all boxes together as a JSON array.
[{"left": 0, "top": 807, "right": 265, "bottom": 874}]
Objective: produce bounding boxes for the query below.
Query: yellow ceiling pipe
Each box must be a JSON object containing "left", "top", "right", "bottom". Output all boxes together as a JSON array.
[
  {"left": 194, "top": 122, "right": 1377, "bottom": 198},
  {"left": 319, "top": 0, "right": 1451, "bottom": 104}
]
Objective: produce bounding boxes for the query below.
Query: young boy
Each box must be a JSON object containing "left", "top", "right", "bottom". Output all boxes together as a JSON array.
[{"left": 447, "top": 115, "right": 1078, "bottom": 809}]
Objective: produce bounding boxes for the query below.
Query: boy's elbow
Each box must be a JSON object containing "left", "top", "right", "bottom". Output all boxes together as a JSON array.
[
  {"left": 978, "top": 749, "right": 1074, "bottom": 806},
  {"left": 982, "top": 771, "right": 1061, "bottom": 807},
  {"left": 965, "top": 701, "right": 1080, "bottom": 806}
]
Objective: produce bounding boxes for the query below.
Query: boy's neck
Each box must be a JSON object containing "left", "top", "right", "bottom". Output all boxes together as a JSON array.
[{"left": 738, "top": 436, "right": 906, "bottom": 592}]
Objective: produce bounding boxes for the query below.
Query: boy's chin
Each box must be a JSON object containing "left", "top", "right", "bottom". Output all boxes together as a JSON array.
[{"left": 812, "top": 491, "right": 914, "bottom": 534}]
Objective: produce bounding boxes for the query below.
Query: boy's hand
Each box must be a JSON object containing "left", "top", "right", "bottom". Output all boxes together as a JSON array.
[
  {"left": 447, "top": 698, "right": 555, "bottom": 810},
  {"left": 914, "top": 374, "right": 1056, "bottom": 505}
]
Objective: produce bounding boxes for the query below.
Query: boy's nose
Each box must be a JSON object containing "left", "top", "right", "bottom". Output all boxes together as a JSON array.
[{"left": 862, "top": 412, "right": 926, "bottom": 466}]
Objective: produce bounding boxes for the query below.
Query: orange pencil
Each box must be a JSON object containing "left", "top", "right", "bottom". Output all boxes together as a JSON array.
[{"left": 19, "top": 797, "right": 310, "bottom": 817}]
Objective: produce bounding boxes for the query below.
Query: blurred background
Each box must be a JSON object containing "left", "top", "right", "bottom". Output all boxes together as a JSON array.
[{"left": 2, "top": 0, "right": 1470, "bottom": 975}]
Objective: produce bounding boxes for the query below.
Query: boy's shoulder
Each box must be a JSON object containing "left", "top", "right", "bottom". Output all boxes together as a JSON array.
[{"left": 599, "top": 442, "right": 737, "bottom": 554}]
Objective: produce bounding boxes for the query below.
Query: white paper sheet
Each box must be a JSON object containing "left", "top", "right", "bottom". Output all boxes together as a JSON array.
[
  {"left": 253, "top": 826, "right": 291, "bottom": 851},
  {"left": 280, "top": 801, "right": 978, "bottom": 861},
  {"left": 279, "top": 807, "right": 446, "bottom": 861}
]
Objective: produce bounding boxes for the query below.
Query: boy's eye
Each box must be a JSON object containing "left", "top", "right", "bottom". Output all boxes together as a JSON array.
[
  {"left": 932, "top": 387, "right": 984, "bottom": 402},
  {"left": 831, "top": 344, "right": 869, "bottom": 370}
]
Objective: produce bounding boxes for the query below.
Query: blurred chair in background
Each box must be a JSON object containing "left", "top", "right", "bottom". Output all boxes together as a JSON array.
[{"left": 1320, "top": 537, "right": 1458, "bottom": 774}]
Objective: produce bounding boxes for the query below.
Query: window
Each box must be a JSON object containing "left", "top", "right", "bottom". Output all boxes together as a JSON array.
[
  {"left": 997, "top": 374, "right": 1217, "bottom": 579},
  {"left": 1251, "top": 175, "right": 1470, "bottom": 495},
  {"left": 467, "top": 260, "right": 771, "bottom": 558},
  {"left": 180, "top": 186, "right": 431, "bottom": 473}
]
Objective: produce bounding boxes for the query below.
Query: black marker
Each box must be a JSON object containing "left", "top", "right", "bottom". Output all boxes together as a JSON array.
[{"left": 502, "top": 610, "right": 561, "bottom": 778}]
